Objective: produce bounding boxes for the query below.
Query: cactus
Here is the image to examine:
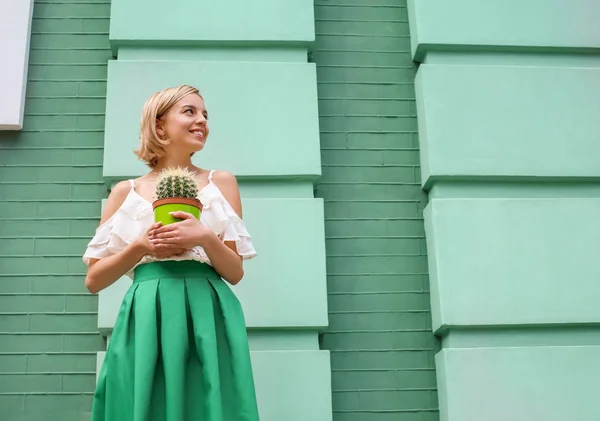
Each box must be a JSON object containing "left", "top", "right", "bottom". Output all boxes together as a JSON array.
[{"left": 155, "top": 167, "right": 199, "bottom": 200}]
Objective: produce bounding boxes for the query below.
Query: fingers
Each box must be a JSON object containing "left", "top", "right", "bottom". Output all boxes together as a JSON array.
[
  {"left": 169, "top": 211, "right": 194, "bottom": 220},
  {"left": 151, "top": 231, "right": 178, "bottom": 240},
  {"left": 147, "top": 222, "right": 162, "bottom": 232},
  {"left": 152, "top": 237, "right": 180, "bottom": 246},
  {"left": 147, "top": 222, "right": 163, "bottom": 237},
  {"left": 151, "top": 241, "right": 179, "bottom": 250},
  {"left": 151, "top": 225, "right": 177, "bottom": 237}
]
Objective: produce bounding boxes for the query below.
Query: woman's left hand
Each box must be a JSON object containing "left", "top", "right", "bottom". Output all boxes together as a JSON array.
[{"left": 150, "top": 211, "right": 214, "bottom": 250}]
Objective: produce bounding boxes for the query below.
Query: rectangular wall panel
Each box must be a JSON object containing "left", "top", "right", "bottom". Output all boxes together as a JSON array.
[
  {"left": 103, "top": 60, "right": 321, "bottom": 182},
  {"left": 437, "top": 347, "right": 600, "bottom": 421},
  {"left": 425, "top": 198, "right": 600, "bottom": 332},
  {"left": 408, "top": 0, "right": 600, "bottom": 60},
  {"left": 415, "top": 65, "right": 600, "bottom": 187},
  {"left": 110, "top": 0, "right": 315, "bottom": 48}
]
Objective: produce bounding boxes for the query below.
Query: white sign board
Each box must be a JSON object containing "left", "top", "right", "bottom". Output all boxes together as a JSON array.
[{"left": 0, "top": 0, "right": 34, "bottom": 130}]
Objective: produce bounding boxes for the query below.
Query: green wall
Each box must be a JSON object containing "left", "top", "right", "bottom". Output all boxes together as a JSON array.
[
  {"left": 408, "top": 0, "right": 600, "bottom": 420},
  {"left": 0, "top": 0, "right": 110, "bottom": 419},
  {"left": 314, "top": 1, "right": 438, "bottom": 419}
]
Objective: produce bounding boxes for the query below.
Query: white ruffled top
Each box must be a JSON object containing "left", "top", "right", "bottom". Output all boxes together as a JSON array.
[{"left": 82, "top": 170, "right": 256, "bottom": 279}]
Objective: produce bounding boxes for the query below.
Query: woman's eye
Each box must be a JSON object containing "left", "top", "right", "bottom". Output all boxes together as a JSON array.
[{"left": 184, "top": 109, "right": 193, "bottom": 115}]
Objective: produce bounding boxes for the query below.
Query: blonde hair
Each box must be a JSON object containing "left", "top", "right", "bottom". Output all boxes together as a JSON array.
[{"left": 135, "top": 85, "right": 201, "bottom": 168}]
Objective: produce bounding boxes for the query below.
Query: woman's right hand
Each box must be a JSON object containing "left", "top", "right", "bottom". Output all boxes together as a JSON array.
[{"left": 136, "top": 222, "right": 187, "bottom": 258}]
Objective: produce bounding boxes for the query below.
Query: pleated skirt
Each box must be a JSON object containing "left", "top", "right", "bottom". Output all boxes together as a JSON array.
[{"left": 91, "top": 260, "right": 260, "bottom": 421}]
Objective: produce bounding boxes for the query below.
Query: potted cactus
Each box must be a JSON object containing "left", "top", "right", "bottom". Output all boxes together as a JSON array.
[{"left": 152, "top": 167, "right": 202, "bottom": 225}]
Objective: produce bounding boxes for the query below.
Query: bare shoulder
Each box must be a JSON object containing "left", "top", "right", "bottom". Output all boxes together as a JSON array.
[
  {"left": 212, "top": 169, "right": 238, "bottom": 187},
  {"left": 99, "top": 180, "right": 131, "bottom": 224},
  {"left": 112, "top": 179, "right": 132, "bottom": 196},
  {"left": 211, "top": 170, "right": 242, "bottom": 216}
]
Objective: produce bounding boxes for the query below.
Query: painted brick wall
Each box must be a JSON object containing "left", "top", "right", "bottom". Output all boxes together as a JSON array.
[
  {"left": 313, "top": 1, "right": 439, "bottom": 419},
  {"left": 0, "top": 0, "right": 110, "bottom": 419}
]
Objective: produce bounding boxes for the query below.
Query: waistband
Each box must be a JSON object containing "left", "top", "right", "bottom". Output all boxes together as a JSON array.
[{"left": 133, "top": 260, "right": 219, "bottom": 283}]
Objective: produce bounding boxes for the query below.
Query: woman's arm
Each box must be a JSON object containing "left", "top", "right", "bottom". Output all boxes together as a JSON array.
[
  {"left": 151, "top": 171, "right": 246, "bottom": 285},
  {"left": 84, "top": 181, "right": 184, "bottom": 294},
  {"left": 85, "top": 181, "right": 139, "bottom": 293},
  {"left": 199, "top": 231, "right": 244, "bottom": 284},
  {"left": 85, "top": 239, "right": 151, "bottom": 294},
  {"left": 203, "top": 171, "right": 245, "bottom": 283}
]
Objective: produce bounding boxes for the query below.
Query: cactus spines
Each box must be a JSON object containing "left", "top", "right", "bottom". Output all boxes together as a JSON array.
[{"left": 155, "top": 167, "right": 199, "bottom": 200}]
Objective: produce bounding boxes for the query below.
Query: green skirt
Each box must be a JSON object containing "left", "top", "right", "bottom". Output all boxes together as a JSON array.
[{"left": 91, "top": 260, "right": 260, "bottom": 421}]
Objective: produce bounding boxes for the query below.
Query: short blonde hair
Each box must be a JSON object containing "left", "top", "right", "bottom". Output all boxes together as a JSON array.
[{"left": 135, "top": 85, "right": 201, "bottom": 168}]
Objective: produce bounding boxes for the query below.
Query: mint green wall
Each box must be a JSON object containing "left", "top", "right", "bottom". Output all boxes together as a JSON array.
[
  {"left": 314, "top": 1, "right": 438, "bottom": 419},
  {"left": 109, "top": 0, "right": 314, "bottom": 48},
  {"left": 408, "top": 0, "right": 600, "bottom": 61},
  {"left": 0, "top": 0, "right": 110, "bottom": 419},
  {"left": 408, "top": 1, "right": 600, "bottom": 420},
  {"left": 97, "top": 0, "right": 332, "bottom": 419},
  {"left": 415, "top": 65, "right": 600, "bottom": 187},
  {"left": 425, "top": 197, "right": 600, "bottom": 331}
]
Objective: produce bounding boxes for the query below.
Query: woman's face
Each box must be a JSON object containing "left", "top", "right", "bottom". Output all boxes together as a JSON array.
[{"left": 157, "top": 93, "right": 209, "bottom": 153}]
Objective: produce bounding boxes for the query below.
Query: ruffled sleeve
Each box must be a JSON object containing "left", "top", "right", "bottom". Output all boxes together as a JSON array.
[
  {"left": 199, "top": 184, "right": 257, "bottom": 260},
  {"left": 82, "top": 219, "right": 114, "bottom": 265},
  {"left": 82, "top": 191, "right": 153, "bottom": 266}
]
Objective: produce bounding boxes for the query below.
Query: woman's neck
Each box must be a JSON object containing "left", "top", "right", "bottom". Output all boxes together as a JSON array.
[{"left": 152, "top": 156, "right": 196, "bottom": 174}]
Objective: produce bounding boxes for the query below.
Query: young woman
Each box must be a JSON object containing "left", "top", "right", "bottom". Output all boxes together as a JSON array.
[{"left": 83, "top": 85, "right": 260, "bottom": 421}]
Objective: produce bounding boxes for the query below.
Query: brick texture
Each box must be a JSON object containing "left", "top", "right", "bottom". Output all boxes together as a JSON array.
[
  {"left": 313, "top": 1, "right": 439, "bottom": 420},
  {"left": 0, "top": 0, "right": 110, "bottom": 419}
]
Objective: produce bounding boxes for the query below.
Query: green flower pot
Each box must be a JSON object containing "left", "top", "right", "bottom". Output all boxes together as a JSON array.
[{"left": 152, "top": 198, "right": 202, "bottom": 225}]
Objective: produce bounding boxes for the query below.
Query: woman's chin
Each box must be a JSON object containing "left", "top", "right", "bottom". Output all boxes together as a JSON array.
[
  {"left": 170, "top": 136, "right": 207, "bottom": 154},
  {"left": 186, "top": 138, "right": 206, "bottom": 152}
]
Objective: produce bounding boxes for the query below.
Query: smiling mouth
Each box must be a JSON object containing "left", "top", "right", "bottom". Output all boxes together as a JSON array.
[{"left": 190, "top": 130, "right": 205, "bottom": 139}]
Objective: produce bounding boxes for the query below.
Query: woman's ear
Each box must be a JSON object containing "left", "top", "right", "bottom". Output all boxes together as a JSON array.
[{"left": 156, "top": 119, "right": 165, "bottom": 139}]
